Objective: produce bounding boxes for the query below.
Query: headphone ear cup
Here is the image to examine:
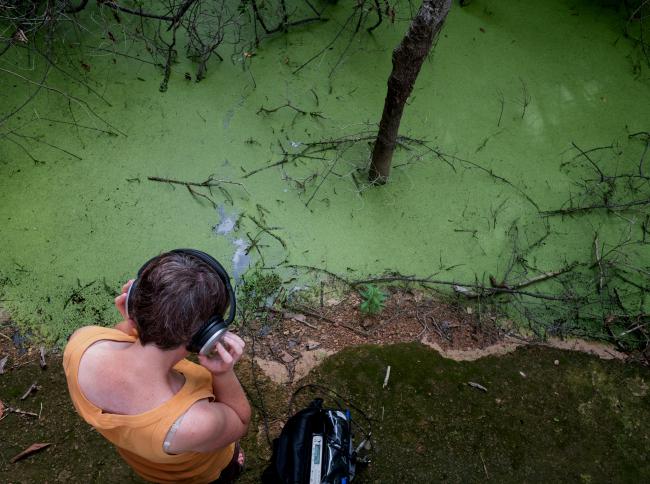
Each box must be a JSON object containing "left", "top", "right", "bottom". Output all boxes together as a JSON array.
[{"left": 187, "top": 317, "right": 228, "bottom": 355}]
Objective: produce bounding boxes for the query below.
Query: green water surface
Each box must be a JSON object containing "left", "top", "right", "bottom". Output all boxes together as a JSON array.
[{"left": 0, "top": 0, "right": 649, "bottom": 341}]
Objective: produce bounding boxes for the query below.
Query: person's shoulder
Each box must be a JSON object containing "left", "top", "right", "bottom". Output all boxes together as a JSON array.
[
  {"left": 65, "top": 326, "right": 106, "bottom": 355},
  {"left": 64, "top": 326, "right": 125, "bottom": 362},
  {"left": 63, "top": 326, "right": 105, "bottom": 373}
]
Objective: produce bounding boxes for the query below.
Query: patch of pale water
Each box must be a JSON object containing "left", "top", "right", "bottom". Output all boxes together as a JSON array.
[
  {"left": 214, "top": 205, "right": 239, "bottom": 235},
  {"left": 212, "top": 205, "right": 250, "bottom": 281},
  {"left": 231, "top": 238, "right": 251, "bottom": 282}
]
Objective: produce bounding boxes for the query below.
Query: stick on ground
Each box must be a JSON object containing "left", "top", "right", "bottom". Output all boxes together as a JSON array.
[{"left": 383, "top": 365, "right": 391, "bottom": 388}]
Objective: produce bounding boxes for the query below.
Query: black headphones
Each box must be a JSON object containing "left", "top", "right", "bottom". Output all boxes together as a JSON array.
[{"left": 125, "top": 248, "right": 236, "bottom": 355}]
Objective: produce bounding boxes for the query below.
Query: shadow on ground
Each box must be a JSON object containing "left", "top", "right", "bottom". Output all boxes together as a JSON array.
[{"left": 1, "top": 344, "right": 648, "bottom": 483}]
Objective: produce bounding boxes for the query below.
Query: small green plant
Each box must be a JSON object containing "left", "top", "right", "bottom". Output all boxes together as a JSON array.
[
  {"left": 237, "top": 269, "right": 282, "bottom": 323},
  {"left": 359, "top": 284, "right": 386, "bottom": 315}
]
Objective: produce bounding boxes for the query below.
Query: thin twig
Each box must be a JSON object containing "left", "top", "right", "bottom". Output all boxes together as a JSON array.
[
  {"left": 246, "top": 215, "right": 287, "bottom": 249},
  {"left": 284, "top": 303, "right": 370, "bottom": 337},
  {"left": 572, "top": 141, "right": 604, "bottom": 182},
  {"left": 148, "top": 175, "right": 247, "bottom": 206},
  {"left": 594, "top": 235, "right": 605, "bottom": 293},
  {"left": 20, "top": 382, "right": 38, "bottom": 400},
  {"left": 540, "top": 198, "right": 650, "bottom": 216},
  {"left": 257, "top": 102, "right": 324, "bottom": 119},
  {"left": 293, "top": 9, "right": 356, "bottom": 74},
  {"left": 6, "top": 407, "right": 39, "bottom": 418}
]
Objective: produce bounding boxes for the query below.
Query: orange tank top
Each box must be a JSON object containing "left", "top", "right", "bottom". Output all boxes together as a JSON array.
[{"left": 63, "top": 326, "right": 235, "bottom": 483}]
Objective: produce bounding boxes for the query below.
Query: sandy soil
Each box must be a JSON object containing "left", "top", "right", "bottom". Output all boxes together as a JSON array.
[{"left": 245, "top": 288, "right": 629, "bottom": 384}]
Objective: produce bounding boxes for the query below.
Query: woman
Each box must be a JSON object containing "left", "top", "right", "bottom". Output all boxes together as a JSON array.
[{"left": 63, "top": 251, "right": 250, "bottom": 483}]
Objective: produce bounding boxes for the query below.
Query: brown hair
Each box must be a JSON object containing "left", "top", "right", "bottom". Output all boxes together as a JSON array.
[{"left": 129, "top": 251, "right": 229, "bottom": 349}]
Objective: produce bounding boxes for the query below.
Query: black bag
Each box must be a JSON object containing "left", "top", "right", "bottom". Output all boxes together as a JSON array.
[{"left": 262, "top": 398, "right": 358, "bottom": 484}]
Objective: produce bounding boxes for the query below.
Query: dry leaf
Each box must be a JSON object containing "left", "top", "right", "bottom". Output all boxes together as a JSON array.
[
  {"left": 0, "top": 355, "right": 8, "bottom": 374},
  {"left": 0, "top": 399, "right": 5, "bottom": 419},
  {"left": 10, "top": 443, "right": 52, "bottom": 463}
]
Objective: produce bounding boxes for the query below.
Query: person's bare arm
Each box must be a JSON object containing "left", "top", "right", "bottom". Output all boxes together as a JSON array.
[
  {"left": 209, "top": 369, "right": 251, "bottom": 430},
  {"left": 168, "top": 333, "right": 251, "bottom": 454},
  {"left": 169, "top": 397, "right": 248, "bottom": 453},
  {"left": 201, "top": 334, "right": 251, "bottom": 429}
]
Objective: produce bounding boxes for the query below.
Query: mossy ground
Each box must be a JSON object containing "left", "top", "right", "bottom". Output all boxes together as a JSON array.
[
  {"left": 1, "top": 344, "right": 648, "bottom": 483},
  {"left": 0, "top": 349, "right": 141, "bottom": 483},
  {"left": 308, "top": 344, "right": 650, "bottom": 483}
]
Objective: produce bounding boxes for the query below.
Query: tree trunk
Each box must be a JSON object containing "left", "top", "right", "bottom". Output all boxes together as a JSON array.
[{"left": 368, "top": 0, "right": 452, "bottom": 184}]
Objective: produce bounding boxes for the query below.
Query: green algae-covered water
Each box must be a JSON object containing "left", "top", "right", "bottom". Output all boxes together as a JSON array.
[{"left": 1, "top": 0, "right": 649, "bottom": 342}]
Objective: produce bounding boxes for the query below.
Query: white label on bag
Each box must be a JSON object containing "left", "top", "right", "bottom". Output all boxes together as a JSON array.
[{"left": 309, "top": 434, "right": 323, "bottom": 484}]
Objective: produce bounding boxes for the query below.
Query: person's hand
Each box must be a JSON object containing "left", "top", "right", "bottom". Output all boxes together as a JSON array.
[
  {"left": 114, "top": 279, "right": 134, "bottom": 319},
  {"left": 198, "top": 332, "right": 245, "bottom": 375}
]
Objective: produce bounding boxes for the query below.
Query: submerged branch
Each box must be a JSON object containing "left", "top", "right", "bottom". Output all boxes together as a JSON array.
[
  {"left": 98, "top": 1, "right": 176, "bottom": 22},
  {"left": 246, "top": 215, "right": 287, "bottom": 249},
  {"left": 257, "top": 103, "right": 324, "bottom": 119},
  {"left": 351, "top": 272, "right": 578, "bottom": 302},
  {"left": 540, "top": 198, "right": 650, "bottom": 217},
  {"left": 147, "top": 175, "right": 248, "bottom": 206},
  {"left": 0, "top": 67, "right": 126, "bottom": 136}
]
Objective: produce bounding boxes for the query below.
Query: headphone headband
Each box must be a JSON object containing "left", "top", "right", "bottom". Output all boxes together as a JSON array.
[{"left": 125, "top": 249, "right": 236, "bottom": 352}]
